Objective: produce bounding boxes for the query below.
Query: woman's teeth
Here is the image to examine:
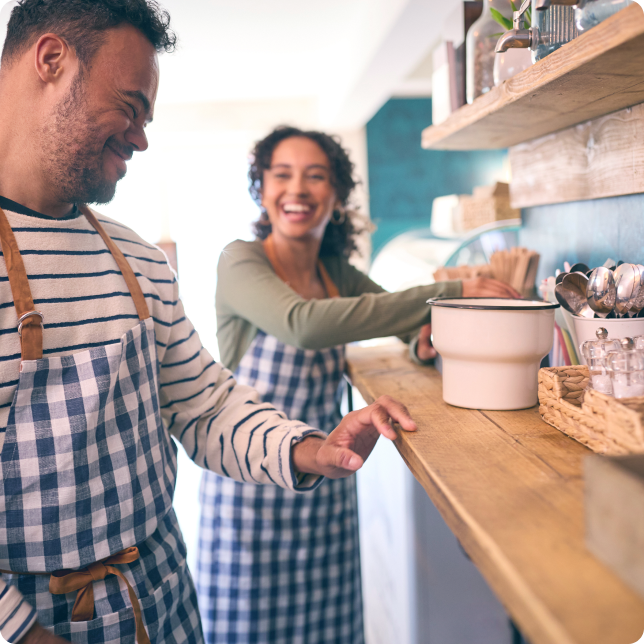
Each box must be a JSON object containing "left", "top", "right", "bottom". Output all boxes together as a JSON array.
[{"left": 283, "top": 204, "right": 311, "bottom": 213}]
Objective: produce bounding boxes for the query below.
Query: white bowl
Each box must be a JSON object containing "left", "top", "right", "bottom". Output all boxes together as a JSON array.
[
  {"left": 430, "top": 298, "right": 558, "bottom": 410},
  {"left": 572, "top": 316, "right": 644, "bottom": 364}
]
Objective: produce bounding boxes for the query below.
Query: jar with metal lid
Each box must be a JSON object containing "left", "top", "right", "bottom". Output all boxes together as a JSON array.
[
  {"left": 575, "top": 0, "right": 632, "bottom": 33},
  {"left": 580, "top": 327, "right": 621, "bottom": 394},
  {"left": 605, "top": 339, "right": 644, "bottom": 399}
]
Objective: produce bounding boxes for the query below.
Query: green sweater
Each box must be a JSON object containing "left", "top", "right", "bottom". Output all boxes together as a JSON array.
[{"left": 216, "top": 239, "right": 463, "bottom": 372}]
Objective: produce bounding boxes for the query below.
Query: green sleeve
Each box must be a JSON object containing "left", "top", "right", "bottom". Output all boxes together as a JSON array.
[{"left": 217, "top": 240, "right": 462, "bottom": 353}]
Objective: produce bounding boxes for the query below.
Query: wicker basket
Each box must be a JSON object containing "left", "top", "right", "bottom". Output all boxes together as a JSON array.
[{"left": 538, "top": 366, "right": 644, "bottom": 455}]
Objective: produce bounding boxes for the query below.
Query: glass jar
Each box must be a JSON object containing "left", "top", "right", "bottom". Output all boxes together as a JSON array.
[
  {"left": 606, "top": 345, "right": 644, "bottom": 399},
  {"left": 580, "top": 327, "right": 621, "bottom": 394},
  {"left": 576, "top": 0, "right": 632, "bottom": 32},
  {"left": 466, "top": 0, "right": 514, "bottom": 103}
]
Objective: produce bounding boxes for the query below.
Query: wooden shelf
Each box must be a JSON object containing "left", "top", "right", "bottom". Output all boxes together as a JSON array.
[
  {"left": 422, "top": 3, "right": 644, "bottom": 151},
  {"left": 347, "top": 343, "right": 644, "bottom": 644}
]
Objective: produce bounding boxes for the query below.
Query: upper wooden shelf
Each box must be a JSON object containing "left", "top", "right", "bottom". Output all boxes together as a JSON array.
[{"left": 422, "top": 3, "right": 644, "bottom": 150}]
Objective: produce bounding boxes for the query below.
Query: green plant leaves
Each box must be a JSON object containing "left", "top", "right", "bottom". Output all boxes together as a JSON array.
[{"left": 490, "top": 7, "right": 513, "bottom": 29}]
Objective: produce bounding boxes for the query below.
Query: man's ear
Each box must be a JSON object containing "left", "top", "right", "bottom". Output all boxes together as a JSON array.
[{"left": 34, "top": 33, "right": 74, "bottom": 84}]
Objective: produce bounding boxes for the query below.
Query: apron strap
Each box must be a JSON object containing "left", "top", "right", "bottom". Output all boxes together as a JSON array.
[
  {"left": 0, "top": 205, "right": 150, "bottom": 362},
  {"left": 0, "top": 207, "right": 43, "bottom": 360},
  {"left": 262, "top": 234, "right": 339, "bottom": 299},
  {"left": 80, "top": 206, "right": 150, "bottom": 321}
]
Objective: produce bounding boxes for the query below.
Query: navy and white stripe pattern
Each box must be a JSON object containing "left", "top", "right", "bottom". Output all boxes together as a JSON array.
[
  {"left": 197, "top": 331, "right": 364, "bottom": 644},
  {"left": 0, "top": 209, "right": 325, "bottom": 642},
  {"left": 0, "top": 210, "right": 324, "bottom": 491},
  {"left": 0, "top": 584, "right": 37, "bottom": 643}
]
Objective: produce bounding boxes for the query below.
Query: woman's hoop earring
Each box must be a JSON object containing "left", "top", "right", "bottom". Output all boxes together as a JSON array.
[{"left": 331, "top": 209, "right": 346, "bottom": 226}]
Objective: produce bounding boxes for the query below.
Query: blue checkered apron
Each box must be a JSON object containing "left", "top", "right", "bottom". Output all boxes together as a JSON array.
[
  {"left": 196, "top": 330, "right": 364, "bottom": 644},
  {"left": 0, "top": 207, "right": 202, "bottom": 643}
]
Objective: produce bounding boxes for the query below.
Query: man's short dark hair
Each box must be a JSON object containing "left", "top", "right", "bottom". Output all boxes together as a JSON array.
[{"left": 1, "top": 0, "right": 176, "bottom": 68}]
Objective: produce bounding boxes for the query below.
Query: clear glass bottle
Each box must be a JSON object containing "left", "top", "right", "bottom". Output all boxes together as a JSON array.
[
  {"left": 532, "top": 1, "right": 579, "bottom": 62},
  {"left": 580, "top": 327, "right": 621, "bottom": 395},
  {"left": 466, "top": 0, "right": 514, "bottom": 103},
  {"left": 575, "top": 0, "right": 632, "bottom": 32},
  {"left": 606, "top": 344, "right": 644, "bottom": 399}
]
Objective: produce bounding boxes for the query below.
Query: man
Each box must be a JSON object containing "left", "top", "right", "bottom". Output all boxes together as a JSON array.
[{"left": 0, "top": 2, "right": 417, "bottom": 643}]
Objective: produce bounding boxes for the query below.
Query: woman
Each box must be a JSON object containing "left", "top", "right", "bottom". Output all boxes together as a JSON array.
[{"left": 196, "top": 126, "right": 519, "bottom": 644}]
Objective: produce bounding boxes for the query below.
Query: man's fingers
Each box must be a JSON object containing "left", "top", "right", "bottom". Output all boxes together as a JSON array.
[
  {"left": 371, "top": 396, "right": 417, "bottom": 434},
  {"left": 331, "top": 446, "right": 363, "bottom": 473},
  {"left": 368, "top": 404, "right": 398, "bottom": 440}
]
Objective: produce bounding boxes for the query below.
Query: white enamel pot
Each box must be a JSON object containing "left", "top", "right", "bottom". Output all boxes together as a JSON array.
[{"left": 430, "top": 298, "right": 559, "bottom": 411}]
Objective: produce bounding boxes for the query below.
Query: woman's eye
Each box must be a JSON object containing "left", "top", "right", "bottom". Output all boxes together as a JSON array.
[
  {"left": 308, "top": 174, "right": 326, "bottom": 181},
  {"left": 274, "top": 173, "right": 290, "bottom": 179}
]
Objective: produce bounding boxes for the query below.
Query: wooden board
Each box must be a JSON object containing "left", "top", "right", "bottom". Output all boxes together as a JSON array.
[
  {"left": 421, "top": 4, "right": 644, "bottom": 150},
  {"left": 509, "top": 104, "right": 644, "bottom": 208},
  {"left": 347, "top": 343, "right": 644, "bottom": 644}
]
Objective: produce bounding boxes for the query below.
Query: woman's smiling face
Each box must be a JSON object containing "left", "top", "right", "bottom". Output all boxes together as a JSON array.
[{"left": 262, "top": 136, "right": 339, "bottom": 242}]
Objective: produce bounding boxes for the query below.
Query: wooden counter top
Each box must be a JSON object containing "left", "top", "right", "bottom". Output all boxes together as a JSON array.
[{"left": 347, "top": 343, "right": 644, "bottom": 644}]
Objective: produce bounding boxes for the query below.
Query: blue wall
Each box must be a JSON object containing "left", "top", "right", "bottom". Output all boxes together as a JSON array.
[
  {"left": 520, "top": 194, "right": 644, "bottom": 281},
  {"left": 366, "top": 98, "right": 508, "bottom": 255}
]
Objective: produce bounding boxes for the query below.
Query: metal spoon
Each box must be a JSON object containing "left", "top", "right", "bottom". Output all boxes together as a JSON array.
[
  {"left": 570, "top": 262, "right": 590, "bottom": 274},
  {"left": 586, "top": 267, "right": 616, "bottom": 318},
  {"left": 555, "top": 272, "right": 594, "bottom": 318},
  {"left": 628, "top": 264, "right": 644, "bottom": 317},
  {"left": 614, "top": 263, "right": 640, "bottom": 317}
]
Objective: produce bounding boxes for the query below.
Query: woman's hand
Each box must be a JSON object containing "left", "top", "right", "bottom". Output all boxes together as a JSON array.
[
  {"left": 461, "top": 277, "right": 521, "bottom": 299},
  {"left": 291, "top": 396, "right": 417, "bottom": 479},
  {"left": 416, "top": 324, "right": 436, "bottom": 361}
]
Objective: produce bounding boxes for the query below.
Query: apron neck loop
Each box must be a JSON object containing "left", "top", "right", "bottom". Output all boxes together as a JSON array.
[
  {"left": 262, "top": 234, "right": 339, "bottom": 299},
  {"left": 0, "top": 205, "right": 151, "bottom": 363},
  {"left": 0, "top": 207, "right": 43, "bottom": 360},
  {"left": 80, "top": 206, "right": 150, "bottom": 322}
]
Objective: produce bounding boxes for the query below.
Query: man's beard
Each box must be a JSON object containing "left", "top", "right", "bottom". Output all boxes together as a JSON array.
[{"left": 39, "top": 75, "right": 131, "bottom": 205}]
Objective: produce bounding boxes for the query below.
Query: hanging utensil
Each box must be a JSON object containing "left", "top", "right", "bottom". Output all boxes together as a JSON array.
[{"left": 586, "top": 267, "right": 616, "bottom": 318}]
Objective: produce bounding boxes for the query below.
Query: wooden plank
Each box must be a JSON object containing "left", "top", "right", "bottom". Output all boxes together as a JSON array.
[
  {"left": 421, "top": 4, "right": 644, "bottom": 150},
  {"left": 509, "top": 104, "right": 644, "bottom": 208},
  {"left": 347, "top": 343, "right": 644, "bottom": 644}
]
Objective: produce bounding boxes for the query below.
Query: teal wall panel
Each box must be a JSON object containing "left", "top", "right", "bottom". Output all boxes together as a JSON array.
[
  {"left": 366, "top": 98, "right": 508, "bottom": 256},
  {"left": 520, "top": 194, "right": 644, "bottom": 281}
]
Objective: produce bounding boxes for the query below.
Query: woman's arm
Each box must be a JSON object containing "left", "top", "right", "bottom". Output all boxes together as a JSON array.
[{"left": 217, "top": 241, "right": 462, "bottom": 351}]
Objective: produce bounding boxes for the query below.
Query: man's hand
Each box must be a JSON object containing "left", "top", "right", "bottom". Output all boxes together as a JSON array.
[
  {"left": 461, "top": 277, "right": 521, "bottom": 299},
  {"left": 291, "top": 396, "right": 417, "bottom": 479},
  {"left": 22, "top": 623, "right": 69, "bottom": 644}
]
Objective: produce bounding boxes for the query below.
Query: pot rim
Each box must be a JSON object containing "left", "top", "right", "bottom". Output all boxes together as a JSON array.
[{"left": 428, "top": 297, "right": 560, "bottom": 311}]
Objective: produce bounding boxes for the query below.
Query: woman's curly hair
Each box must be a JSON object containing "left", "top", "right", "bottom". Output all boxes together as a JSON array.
[{"left": 248, "top": 126, "right": 364, "bottom": 258}]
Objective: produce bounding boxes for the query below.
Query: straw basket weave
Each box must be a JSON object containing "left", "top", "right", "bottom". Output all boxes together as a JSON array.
[{"left": 538, "top": 366, "right": 644, "bottom": 455}]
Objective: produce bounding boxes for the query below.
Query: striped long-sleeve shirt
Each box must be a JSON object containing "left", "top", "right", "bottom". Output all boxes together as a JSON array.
[{"left": 0, "top": 201, "right": 325, "bottom": 642}]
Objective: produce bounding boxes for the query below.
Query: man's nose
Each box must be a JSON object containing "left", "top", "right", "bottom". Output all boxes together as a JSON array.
[{"left": 125, "top": 125, "right": 149, "bottom": 153}]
